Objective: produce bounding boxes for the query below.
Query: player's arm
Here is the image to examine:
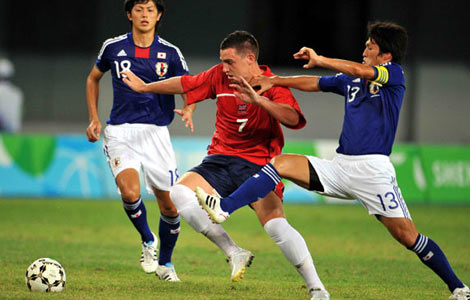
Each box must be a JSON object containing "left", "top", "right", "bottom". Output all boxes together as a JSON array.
[
  {"left": 254, "top": 75, "right": 321, "bottom": 93},
  {"left": 86, "top": 66, "right": 104, "bottom": 142},
  {"left": 230, "top": 76, "right": 299, "bottom": 127},
  {"left": 121, "top": 70, "right": 184, "bottom": 94},
  {"left": 294, "top": 46, "right": 376, "bottom": 80},
  {"left": 174, "top": 93, "right": 196, "bottom": 132}
]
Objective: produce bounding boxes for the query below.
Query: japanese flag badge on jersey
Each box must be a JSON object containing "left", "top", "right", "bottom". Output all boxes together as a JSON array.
[
  {"left": 156, "top": 62, "right": 168, "bottom": 77},
  {"left": 157, "top": 52, "right": 166, "bottom": 59}
]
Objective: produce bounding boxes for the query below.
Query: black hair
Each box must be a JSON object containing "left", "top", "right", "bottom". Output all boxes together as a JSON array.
[
  {"left": 220, "top": 30, "right": 260, "bottom": 60},
  {"left": 367, "top": 21, "right": 408, "bottom": 64},
  {"left": 123, "top": 0, "right": 165, "bottom": 28}
]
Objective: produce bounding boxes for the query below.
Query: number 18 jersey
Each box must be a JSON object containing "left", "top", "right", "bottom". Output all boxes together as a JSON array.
[{"left": 96, "top": 32, "right": 189, "bottom": 126}]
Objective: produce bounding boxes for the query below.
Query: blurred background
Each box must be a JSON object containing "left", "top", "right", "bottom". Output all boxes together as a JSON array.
[
  {"left": 0, "top": 0, "right": 469, "bottom": 201},
  {"left": 0, "top": 0, "right": 469, "bottom": 142}
]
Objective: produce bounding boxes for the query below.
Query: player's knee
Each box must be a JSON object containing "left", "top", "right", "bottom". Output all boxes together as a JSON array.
[
  {"left": 169, "top": 184, "right": 192, "bottom": 210},
  {"left": 270, "top": 155, "right": 289, "bottom": 176},
  {"left": 160, "top": 204, "right": 178, "bottom": 217},
  {"left": 120, "top": 187, "right": 140, "bottom": 203}
]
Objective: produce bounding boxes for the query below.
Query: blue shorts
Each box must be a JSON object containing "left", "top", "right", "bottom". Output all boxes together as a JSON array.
[{"left": 190, "top": 154, "right": 284, "bottom": 199}]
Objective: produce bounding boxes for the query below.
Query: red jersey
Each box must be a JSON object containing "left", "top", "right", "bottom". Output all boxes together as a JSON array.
[{"left": 181, "top": 64, "right": 306, "bottom": 165}]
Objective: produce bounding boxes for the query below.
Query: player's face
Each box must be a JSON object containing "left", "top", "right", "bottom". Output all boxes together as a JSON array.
[
  {"left": 220, "top": 48, "right": 253, "bottom": 81},
  {"left": 362, "top": 38, "right": 390, "bottom": 66},
  {"left": 128, "top": 1, "right": 162, "bottom": 34}
]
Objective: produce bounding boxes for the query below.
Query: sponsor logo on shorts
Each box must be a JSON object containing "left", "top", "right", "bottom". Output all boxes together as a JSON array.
[
  {"left": 131, "top": 210, "right": 142, "bottom": 219},
  {"left": 113, "top": 157, "right": 121, "bottom": 168}
]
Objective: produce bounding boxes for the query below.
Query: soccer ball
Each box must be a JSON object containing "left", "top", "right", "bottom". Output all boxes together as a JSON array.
[{"left": 25, "top": 258, "right": 66, "bottom": 292}]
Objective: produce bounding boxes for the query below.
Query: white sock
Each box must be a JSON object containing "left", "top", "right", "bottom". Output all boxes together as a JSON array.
[
  {"left": 264, "top": 218, "right": 325, "bottom": 291},
  {"left": 170, "top": 184, "right": 239, "bottom": 256}
]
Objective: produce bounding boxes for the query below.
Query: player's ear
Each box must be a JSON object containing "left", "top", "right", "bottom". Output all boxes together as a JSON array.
[
  {"left": 246, "top": 53, "right": 256, "bottom": 63},
  {"left": 380, "top": 52, "right": 392, "bottom": 63},
  {"left": 127, "top": 12, "right": 133, "bottom": 22}
]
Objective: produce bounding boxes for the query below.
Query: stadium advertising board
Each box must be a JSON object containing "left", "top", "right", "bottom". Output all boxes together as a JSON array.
[{"left": 1, "top": 134, "right": 469, "bottom": 204}]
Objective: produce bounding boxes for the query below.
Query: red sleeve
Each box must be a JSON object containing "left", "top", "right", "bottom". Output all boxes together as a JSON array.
[
  {"left": 265, "top": 86, "right": 306, "bottom": 130},
  {"left": 180, "top": 65, "right": 219, "bottom": 105}
]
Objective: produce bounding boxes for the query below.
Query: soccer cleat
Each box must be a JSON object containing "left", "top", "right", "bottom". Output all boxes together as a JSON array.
[
  {"left": 156, "top": 263, "right": 181, "bottom": 282},
  {"left": 310, "top": 288, "right": 330, "bottom": 300},
  {"left": 140, "top": 232, "right": 159, "bottom": 273},
  {"left": 195, "top": 186, "right": 229, "bottom": 224},
  {"left": 450, "top": 285, "right": 470, "bottom": 300},
  {"left": 227, "top": 248, "right": 254, "bottom": 282}
]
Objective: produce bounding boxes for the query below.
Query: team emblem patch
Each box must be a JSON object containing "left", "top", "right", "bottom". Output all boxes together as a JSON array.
[
  {"left": 369, "top": 82, "right": 381, "bottom": 94},
  {"left": 156, "top": 62, "right": 168, "bottom": 77},
  {"left": 113, "top": 157, "right": 121, "bottom": 168},
  {"left": 238, "top": 104, "right": 248, "bottom": 114}
]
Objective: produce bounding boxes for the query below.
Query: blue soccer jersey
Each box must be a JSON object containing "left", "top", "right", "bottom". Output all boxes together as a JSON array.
[
  {"left": 319, "top": 62, "right": 405, "bottom": 156},
  {"left": 96, "top": 33, "right": 189, "bottom": 126}
]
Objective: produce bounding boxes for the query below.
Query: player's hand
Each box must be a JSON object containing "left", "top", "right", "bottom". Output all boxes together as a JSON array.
[
  {"left": 252, "top": 75, "right": 274, "bottom": 95},
  {"left": 174, "top": 103, "right": 195, "bottom": 133},
  {"left": 293, "top": 47, "right": 320, "bottom": 69},
  {"left": 86, "top": 119, "right": 102, "bottom": 142},
  {"left": 229, "top": 76, "right": 260, "bottom": 105},
  {"left": 121, "top": 70, "right": 147, "bottom": 93}
]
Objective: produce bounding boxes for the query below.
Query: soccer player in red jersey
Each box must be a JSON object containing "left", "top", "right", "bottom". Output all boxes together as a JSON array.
[{"left": 121, "top": 31, "right": 328, "bottom": 295}]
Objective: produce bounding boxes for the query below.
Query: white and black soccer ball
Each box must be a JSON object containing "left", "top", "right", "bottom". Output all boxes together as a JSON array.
[{"left": 25, "top": 258, "right": 66, "bottom": 292}]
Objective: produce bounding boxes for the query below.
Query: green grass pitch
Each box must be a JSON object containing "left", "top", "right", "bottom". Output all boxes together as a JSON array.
[{"left": 0, "top": 199, "right": 469, "bottom": 300}]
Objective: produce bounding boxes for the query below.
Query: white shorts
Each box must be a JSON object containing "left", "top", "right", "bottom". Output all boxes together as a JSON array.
[
  {"left": 307, "top": 154, "right": 411, "bottom": 219},
  {"left": 103, "top": 123, "right": 178, "bottom": 194}
]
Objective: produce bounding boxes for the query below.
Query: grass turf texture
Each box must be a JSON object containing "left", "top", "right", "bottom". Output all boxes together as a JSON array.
[{"left": 0, "top": 199, "right": 469, "bottom": 300}]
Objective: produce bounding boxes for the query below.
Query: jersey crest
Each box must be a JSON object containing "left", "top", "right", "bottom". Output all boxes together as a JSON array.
[
  {"left": 156, "top": 62, "right": 168, "bottom": 77},
  {"left": 369, "top": 82, "right": 382, "bottom": 94}
]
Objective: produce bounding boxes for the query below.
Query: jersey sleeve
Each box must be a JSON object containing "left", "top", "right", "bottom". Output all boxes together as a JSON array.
[
  {"left": 95, "top": 40, "right": 111, "bottom": 73},
  {"left": 318, "top": 74, "right": 347, "bottom": 96},
  {"left": 372, "top": 63, "right": 404, "bottom": 86},
  {"left": 267, "top": 87, "right": 306, "bottom": 130},
  {"left": 180, "top": 65, "right": 218, "bottom": 105},
  {"left": 170, "top": 47, "right": 189, "bottom": 77}
]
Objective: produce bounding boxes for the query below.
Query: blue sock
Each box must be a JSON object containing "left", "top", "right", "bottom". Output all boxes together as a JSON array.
[
  {"left": 158, "top": 214, "right": 180, "bottom": 265},
  {"left": 122, "top": 197, "right": 154, "bottom": 243},
  {"left": 408, "top": 234, "right": 464, "bottom": 292},
  {"left": 221, "top": 163, "right": 282, "bottom": 214}
]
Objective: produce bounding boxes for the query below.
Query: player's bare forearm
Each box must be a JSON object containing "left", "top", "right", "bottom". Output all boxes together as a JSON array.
[
  {"left": 144, "top": 76, "right": 185, "bottom": 94},
  {"left": 121, "top": 70, "right": 185, "bottom": 94},
  {"left": 316, "top": 56, "right": 376, "bottom": 80},
  {"left": 271, "top": 76, "right": 321, "bottom": 92},
  {"left": 85, "top": 67, "right": 104, "bottom": 142},
  {"left": 257, "top": 98, "right": 300, "bottom": 127}
]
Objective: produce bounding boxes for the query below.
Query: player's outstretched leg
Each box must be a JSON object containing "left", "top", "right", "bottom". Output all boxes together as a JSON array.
[
  {"left": 156, "top": 213, "right": 181, "bottom": 281},
  {"left": 408, "top": 234, "right": 469, "bottom": 299},
  {"left": 195, "top": 187, "right": 229, "bottom": 223},
  {"left": 122, "top": 197, "right": 158, "bottom": 273}
]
